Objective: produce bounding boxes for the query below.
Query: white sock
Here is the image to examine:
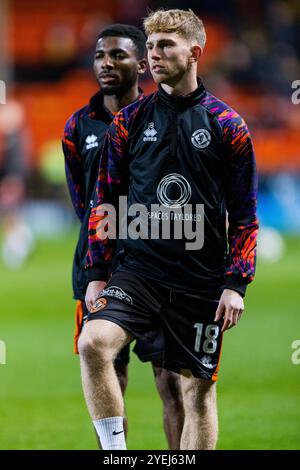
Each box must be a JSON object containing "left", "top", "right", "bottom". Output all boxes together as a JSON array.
[{"left": 93, "top": 416, "right": 126, "bottom": 450}]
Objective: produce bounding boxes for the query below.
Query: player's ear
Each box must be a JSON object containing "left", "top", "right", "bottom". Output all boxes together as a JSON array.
[
  {"left": 137, "top": 58, "right": 148, "bottom": 75},
  {"left": 189, "top": 45, "right": 202, "bottom": 64}
]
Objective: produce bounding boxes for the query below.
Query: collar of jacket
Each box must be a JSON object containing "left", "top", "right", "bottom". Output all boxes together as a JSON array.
[
  {"left": 89, "top": 89, "right": 144, "bottom": 121},
  {"left": 157, "top": 79, "right": 205, "bottom": 111}
]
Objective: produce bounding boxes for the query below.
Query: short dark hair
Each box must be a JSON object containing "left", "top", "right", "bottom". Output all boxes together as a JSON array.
[{"left": 97, "top": 24, "right": 146, "bottom": 59}]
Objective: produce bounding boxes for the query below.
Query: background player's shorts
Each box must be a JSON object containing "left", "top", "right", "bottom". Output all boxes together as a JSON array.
[
  {"left": 133, "top": 327, "right": 164, "bottom": 364},
  {"left": 74, "top": 300, "right": 164, "bottom": 364},
  {"left": 86, "top": 267, "right": 224, "bottom": 381}
]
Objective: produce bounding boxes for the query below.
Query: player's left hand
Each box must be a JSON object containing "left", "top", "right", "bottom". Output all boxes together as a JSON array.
[{"left": 214, "top": 289, "right": 244, "bottom": 333}]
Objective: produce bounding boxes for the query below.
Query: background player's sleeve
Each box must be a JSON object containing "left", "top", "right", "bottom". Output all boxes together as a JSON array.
[
  {"left": 62, "top": 114, "right": 85, "bottom": 221},
  {"left": 223, "top": 113, "right": 259, "bottom": 297},
  {"left": 85, "top": 111, "right": 129, "bottom": 282}
]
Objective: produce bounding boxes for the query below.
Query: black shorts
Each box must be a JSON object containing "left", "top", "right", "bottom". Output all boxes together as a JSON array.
[
  {"left": 86, "top": 267, "right": 224, "bottom": 381},
  {"left": 133, "top": 327, "right": 164, "bottom": 364},
  {"left": 75, "top": 300, "right": 163, "bottom": 365}
]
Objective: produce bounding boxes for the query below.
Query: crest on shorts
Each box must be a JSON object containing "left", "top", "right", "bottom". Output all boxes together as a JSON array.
[{"left": 90, "top": 297, "right": 108, "bottom": 313}]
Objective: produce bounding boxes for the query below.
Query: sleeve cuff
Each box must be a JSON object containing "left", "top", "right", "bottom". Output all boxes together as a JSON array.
[
  {"left": 224, "top": 275, "right": 248, "bottom": 297},
  {"left": 86, "top": 265, "right": 109, "bottom": 283}
]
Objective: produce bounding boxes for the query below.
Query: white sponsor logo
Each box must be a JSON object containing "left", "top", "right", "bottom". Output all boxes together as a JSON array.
[
  {"left": 86, "top": 134, "right": 99, "bottom": 150},
  {"left": 101, "top": 286, "right": 133, "bottom": 305},
  {"left": 156, "top": 173, "right": 191, "bottom": 208},
  {"left": 191, "top": 128, "right": 211, "bottom": 149},
  {"left": 199, "top": 355, "right": 216, "bottom": 369},
  {"left": 143, "top": 122, "right": 157, "bottom": 142}
]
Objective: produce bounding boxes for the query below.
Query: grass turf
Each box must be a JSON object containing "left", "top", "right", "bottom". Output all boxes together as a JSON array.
[{"left": 0, "top": 233, "right": 299, "bottom": 449}]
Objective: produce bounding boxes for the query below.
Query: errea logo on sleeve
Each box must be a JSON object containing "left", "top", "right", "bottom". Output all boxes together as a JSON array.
[
  {"left": 143, "top": 122, "right": 158, "bottom": 142},
  {"left": 85, "top": 134, "right": 99, "bottom": 150}
]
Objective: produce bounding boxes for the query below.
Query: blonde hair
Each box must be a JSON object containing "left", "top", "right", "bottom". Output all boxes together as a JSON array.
[{"left": 144, "top": 9, "right": 206, "bottom": 49}]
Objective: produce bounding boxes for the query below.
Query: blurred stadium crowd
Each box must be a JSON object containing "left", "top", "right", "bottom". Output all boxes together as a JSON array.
[{"left": 0, "top": 0, "right": 299, "bottom": 267}]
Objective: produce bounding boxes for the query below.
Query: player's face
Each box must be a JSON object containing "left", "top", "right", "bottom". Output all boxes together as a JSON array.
[
  {"left": 94, "top": 36, "right": 144, "bottom": 95},
  {"left": 146, "top": 32, "right": 193, "bottom": 86}
]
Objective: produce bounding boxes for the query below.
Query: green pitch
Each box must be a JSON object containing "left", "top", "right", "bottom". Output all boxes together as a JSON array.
[{"left": 0, "top": 233, "right": 299, "bottom": 449}]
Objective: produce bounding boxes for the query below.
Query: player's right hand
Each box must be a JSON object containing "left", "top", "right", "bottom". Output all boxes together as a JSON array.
[{"left": 85, "top": 280, "right": 107, "bottom": 312}]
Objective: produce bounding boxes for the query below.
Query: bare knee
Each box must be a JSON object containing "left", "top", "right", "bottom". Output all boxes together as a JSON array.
[
  {"left": 78, "top": 321, "right": 115, "bottom": 363},
  {"left": 181, "top": 377, "right": 216, "bottom": 414}
]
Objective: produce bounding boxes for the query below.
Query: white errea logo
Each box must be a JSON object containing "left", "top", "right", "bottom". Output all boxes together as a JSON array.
[
  {"left": 191, "top": 128, "right": 211, "bottom": 149},
  {"left": 143, "top": 122, "right": 157, "bottom": 142},
  {"left": 86, "top": 134, "right": 99, "bottom": 150}
]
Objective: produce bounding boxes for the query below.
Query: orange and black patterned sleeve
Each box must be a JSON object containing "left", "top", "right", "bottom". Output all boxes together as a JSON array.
[
  {"left": 62, "top": 113, "right": 85, "bottom": 221},
  {"left": 85, "top": 107, "right": 135, "bottom": 281},
  {"left": 222, "top": 111, "right": 259, "bottom": 296}
]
